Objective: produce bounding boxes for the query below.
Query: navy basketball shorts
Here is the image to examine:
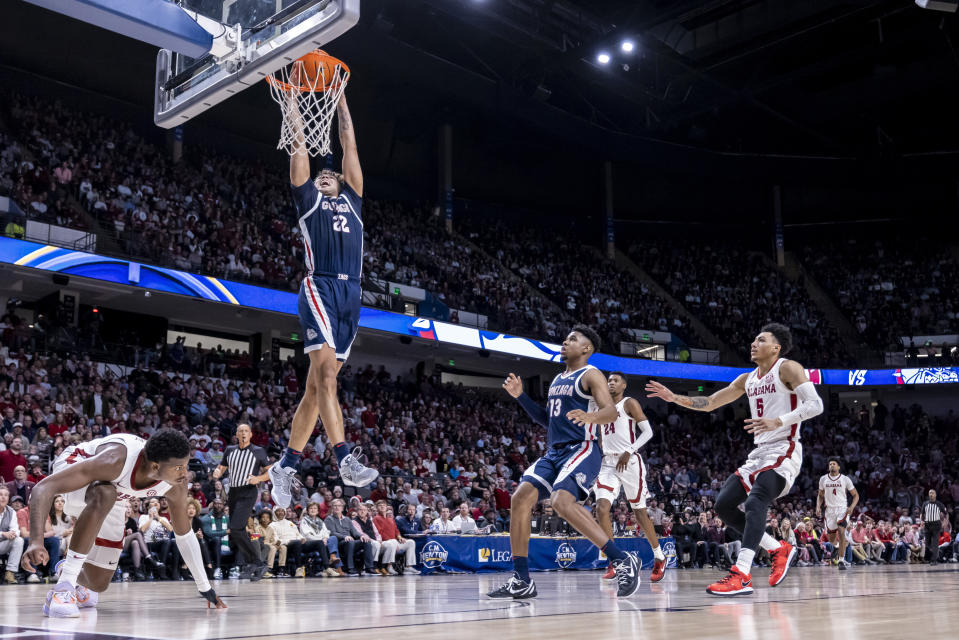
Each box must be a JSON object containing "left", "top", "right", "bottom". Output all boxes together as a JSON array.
[
  {"left": 297, "top": 275, "right": 361, "bottom": 362},
  {"left": 521, "top": 440, "right": 602, "bottom": 502}
]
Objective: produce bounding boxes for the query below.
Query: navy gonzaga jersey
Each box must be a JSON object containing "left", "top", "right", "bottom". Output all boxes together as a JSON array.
[
  {"left": 545, "top": 365, "right": 598, "bottom": 447},
  {"left": 290, "top": 180, "right": 363, "bottom": 278}
]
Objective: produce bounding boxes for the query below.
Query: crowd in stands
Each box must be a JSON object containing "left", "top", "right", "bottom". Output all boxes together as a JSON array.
[
  {"left": 458, "top": 216, "right": 711, "bottom": 353},
  {"left": 9, "top": 92, "right": 956, "bottom": 368},
  {"left": 1, "top": 302, "right": 957, "bottom": 582},
  {"left": 0, "top": 129, "right": 87, "bottom": 233},
  {"left": 362, "top": 201, "right": 572, "bottom": 339},
  {"left": 800, "top": 236, "right": 959, "bottom": 356},
  {"left": 625, "top": 238, "right": 851, "bottom": 367},
  {"left": 2, "top": 92, "right": 579, "bottom": 341}
]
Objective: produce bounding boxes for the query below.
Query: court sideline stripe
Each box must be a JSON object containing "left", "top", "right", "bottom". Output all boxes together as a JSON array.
[{"left": 205, "top": 586, "right": 958, "bottom": 639}]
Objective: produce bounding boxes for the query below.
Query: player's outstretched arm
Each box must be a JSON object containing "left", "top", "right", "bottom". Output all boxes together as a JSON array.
[
  {"left": 567, "top": 368, "right": 618, "bottom": 426},
  {"left": 337, "top": 94, "right": 363, "bottom": 196},
  {"left": 744, "top": 360, "right": 822, "bottom": 434},
  {"left": 288, "top": 90, "right": 310, "bottom": 187},
  {"left": 22, "top": 446, "right": 125, "bottom": 570},
  {"left": 168, "top": 485, "right": 226, "bottom": 608},
  {"left": 645, "top": 374, "right": 748, "bottom": 413},
  {"left": 504, "top": 373, "right": 548, "bottom": 427}
]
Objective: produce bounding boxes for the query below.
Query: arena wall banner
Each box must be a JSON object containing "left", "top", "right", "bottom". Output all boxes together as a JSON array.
[
  {"left": 2, "top": 237, "right": 956, "bottom": 387},
  {"left": 414, "top": 535, "right": 677, "bottom": 574}
]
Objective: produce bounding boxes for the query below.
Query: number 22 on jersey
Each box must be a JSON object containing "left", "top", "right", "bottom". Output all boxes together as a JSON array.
[{"left": 332, "top": 214, "right": 350, "bottom": 233}]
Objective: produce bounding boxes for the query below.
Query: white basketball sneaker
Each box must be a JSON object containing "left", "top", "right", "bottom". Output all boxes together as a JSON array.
[
  {"left": 44, "top": 588, "right": 80, "bottom": 618},
  {"left": 75, "top": 585, "right": 99, "bottom": 609},
  {"left": 268, "top": 464, "right": 299, "bottom": 508},
  {"left": 339, "top": 447, "right": 379, "bottom": 487}
]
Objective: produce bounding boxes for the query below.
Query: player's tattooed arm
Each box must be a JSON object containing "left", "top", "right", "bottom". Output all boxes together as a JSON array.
[
  {"left": 645, "top": 373, "right": 747, "bottom": 413},
  {"left": 337, "top": 93, "right": 363, "bottom": 196},
  {"left": 675, "top": 396, "right": 709, "bottom": 410}
]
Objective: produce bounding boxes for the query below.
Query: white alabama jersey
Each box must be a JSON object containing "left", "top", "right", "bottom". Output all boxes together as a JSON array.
[
  {"left": 819, "top": 473, "right": 854, "bottom": 509},
  {"left": 745, "top": 358, "right": 801, "bottom": 446},
  {"left": 590, "top": 397, "right": 648, "bottom": 456},
  {"left": 61, "top": 433, "right": 173, "bottom": 502}
]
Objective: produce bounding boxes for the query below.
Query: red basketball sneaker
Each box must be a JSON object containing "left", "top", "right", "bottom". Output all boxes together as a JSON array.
[
  {"left": 769, "top": 541, "right": 797, "bottom": 587},
  {"left": 603, "top": 564, "right": 616, "bottom": 579},
  {"left": 706, "top": 567, "right": 754, "bottom": 596},
  {"left": 650, "top": 558, "right": 666, "bottom": 583}
]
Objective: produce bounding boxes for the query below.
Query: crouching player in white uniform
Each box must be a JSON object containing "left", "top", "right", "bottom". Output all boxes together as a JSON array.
[
  {"left": 593, "top": 372, "right": 667, "bottom": 582},
  {"left": 22, "top": 430, "right": 226, "bottom": 617}
]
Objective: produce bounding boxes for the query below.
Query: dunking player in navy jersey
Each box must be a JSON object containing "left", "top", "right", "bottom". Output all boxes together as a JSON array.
[
  {"left": 488, "top": 326, "right": 641, "bottom": 599},
  {"left": 269, "top": 90, "right": 377, "bottom": 506}
]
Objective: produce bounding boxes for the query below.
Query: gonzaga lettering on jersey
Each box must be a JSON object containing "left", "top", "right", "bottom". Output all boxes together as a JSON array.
[
  {"left": 545, "top": 365, "right": 599, "bottom": 446},
  {"left": 291, "top": 180, "right": 364, "bottom": 361},
  {"left": 291, "top": 180, "right": 363, "bottom": 279}
]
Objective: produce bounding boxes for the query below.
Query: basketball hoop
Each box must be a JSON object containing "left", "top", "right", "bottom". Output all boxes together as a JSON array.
[{"left": 266, "top": 50, "right": 350, "bottom": 157}]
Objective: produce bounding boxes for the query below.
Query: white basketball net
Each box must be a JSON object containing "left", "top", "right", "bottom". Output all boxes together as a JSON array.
[{"left": 267, "top": 58, "right": 350, "bottom": 157}]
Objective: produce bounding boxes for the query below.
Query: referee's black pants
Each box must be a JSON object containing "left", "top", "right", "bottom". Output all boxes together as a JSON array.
[
  {"left": 228, "top": 490, "right": 261, "bottom": 568},
  {"left": 924, "top": 522, "right": 941, "bottom": 563}
]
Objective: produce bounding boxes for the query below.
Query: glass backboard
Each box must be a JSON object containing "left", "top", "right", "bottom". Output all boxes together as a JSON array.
[{"left": 154, "top": 0, "right": 359, "bottom": 128}]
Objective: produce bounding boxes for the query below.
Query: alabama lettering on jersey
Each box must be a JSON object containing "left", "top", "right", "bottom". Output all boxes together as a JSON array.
[
  {"left": 590, "top": 397, "right": 647, "bottom": 455},
  {"left": 545, "top": 365, "right": 598, "bottom": 447},
  {"left": 291, "top": 180, "right": 363, "bottom": 279},
  {"left": 745, "top": 358, "right": 801, "bottom": 446},
  {"left": 819, "top": 473, "right": 855, "bottom": 509},
  {"left": 63, "top": 434, "right": 172, "bottom": 502}
]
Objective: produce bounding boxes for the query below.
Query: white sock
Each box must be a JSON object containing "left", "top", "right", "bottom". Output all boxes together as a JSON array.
[
  {"left": 56, "top": 550, "right": 87, "bottom": 590},
  {"left": 760, "top": 533, "right": 781, "bottom": 552},
  {"left": 735, "top": 548, "right": 756, "bottom": 575},
  {"left": 652, "top": 545, "right": 664, "bottom": 561}
]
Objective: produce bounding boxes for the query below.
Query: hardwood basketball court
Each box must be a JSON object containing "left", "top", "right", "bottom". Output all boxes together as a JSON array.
[{"left": 0, "top": 564, "right": 953, "bottom": 640}]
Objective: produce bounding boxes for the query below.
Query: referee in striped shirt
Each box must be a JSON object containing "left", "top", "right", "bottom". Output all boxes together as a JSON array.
[
  {"left": 921, "top": 489, "right": 946, "bottom": 565},
  {"left": 213, "top": 423, "right": 271, "bottom": 578}
]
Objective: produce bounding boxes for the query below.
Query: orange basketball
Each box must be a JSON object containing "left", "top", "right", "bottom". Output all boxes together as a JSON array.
[{"left": 290, "top": 50, "right": 347, "bottom": 92}]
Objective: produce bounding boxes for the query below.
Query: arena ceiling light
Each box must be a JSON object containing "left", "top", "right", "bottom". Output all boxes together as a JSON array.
[
  {"left": 597, "top": 52, "right": 611, "bottom": 64},
  {"left": 620, "top": 40, "right": 634, "bottom": 53}
]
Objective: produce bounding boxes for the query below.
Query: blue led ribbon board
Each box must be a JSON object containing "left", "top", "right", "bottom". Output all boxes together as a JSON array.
[{"left": 1, "top": 237, "right": 955, "bottom": 387}]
